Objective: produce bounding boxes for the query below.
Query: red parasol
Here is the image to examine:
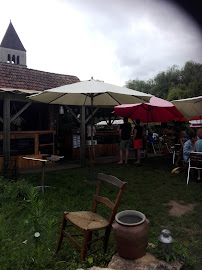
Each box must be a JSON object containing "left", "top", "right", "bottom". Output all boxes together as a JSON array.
[{"left": 114, "top": 96, "right": 185, "bottom": 123}]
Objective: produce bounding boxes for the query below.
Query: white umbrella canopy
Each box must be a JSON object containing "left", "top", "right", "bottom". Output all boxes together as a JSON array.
[
  {"left": 171, "top": 96, "right": 202, "bottom": 120},
  {"left": 28, "top": 79, "right": 152, "bottom": 105},
  {"left": 28, "top": 79, "right": 152, "bottom": 182}
]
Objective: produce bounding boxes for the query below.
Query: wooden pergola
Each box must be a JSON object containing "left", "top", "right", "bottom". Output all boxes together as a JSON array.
[
  {"left": 0, "top": 88, "right": 100, "bottom": 169},
  {"left": 0, "top": 88, "right": 39, "bottom": 169}
]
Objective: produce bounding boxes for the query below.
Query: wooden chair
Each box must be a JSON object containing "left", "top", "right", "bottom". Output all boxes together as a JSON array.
[
  {"left": 55, "top": 173, "right": 127, "bottom": 261},
  {"left": 162, "top": 135, "right": 172, "bottom": 154},
  {"left": 187, "top": 152, "right": 202, "bottom": 184}
]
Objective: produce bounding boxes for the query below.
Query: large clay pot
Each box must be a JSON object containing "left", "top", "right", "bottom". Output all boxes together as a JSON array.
[{"left": 112, "top": 210, "right": 149, "bottom": 260}]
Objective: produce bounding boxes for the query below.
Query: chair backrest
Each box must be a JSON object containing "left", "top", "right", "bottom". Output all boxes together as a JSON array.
[
  {"left": 174, "top": 144, "right": 181, "bottom": 153},
  {"left": 189, "top": 152, "right": 202, "bottom": 168},
  {"left": 92, "top": 173, "right": 127, "bottom": 226}
]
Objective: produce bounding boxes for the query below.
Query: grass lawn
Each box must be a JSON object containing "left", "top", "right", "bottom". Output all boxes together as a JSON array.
[{"left": 0, "top": 154, "right": 201, "bottom": 270}]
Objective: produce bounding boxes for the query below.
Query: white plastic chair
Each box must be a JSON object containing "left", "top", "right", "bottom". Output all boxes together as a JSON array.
[
  {"left": 151, "top": 142, "right": 156, "bottom": 154},
  {"left": 187, "top": 152, "right": 202, "bottom": 184}
]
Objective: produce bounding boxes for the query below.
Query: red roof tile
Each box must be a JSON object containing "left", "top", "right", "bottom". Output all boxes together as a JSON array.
[{"left": 0, "top": 64, "right": 80, "bottom": 91}]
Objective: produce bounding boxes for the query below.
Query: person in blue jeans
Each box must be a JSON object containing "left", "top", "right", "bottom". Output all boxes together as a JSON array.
[{"left": 147, "top": 132, "right": 154, "bottom": 153}]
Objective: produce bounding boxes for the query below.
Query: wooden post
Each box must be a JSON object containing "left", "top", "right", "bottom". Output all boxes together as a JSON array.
[
  {"left": 34, "top": 133, "right": 39, "bottom": 154},
  {"left": 80, "top": 106, "right": 85, "bottom": 167},
  {"left": 3, "top": 93, "right": 10, "bottom": 169}
]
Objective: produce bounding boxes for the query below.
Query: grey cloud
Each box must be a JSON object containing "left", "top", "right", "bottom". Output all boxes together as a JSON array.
[{"left": 64, "top": 0, "right": 202, "bottom": 83}]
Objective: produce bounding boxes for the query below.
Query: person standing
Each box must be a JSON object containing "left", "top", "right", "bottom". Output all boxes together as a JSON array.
[
  {"left": 133, "top": 119, "right": 143, "bottom": 164},
  {"left": 117, "top": 117, "right": 132, "bottom": 164}
]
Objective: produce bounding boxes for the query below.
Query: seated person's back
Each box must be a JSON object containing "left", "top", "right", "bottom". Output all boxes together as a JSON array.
[
  {"left": 195, "top": 128, "right": 202, "bottom": 152},
  {"left": 183, "top": 134, "right": 197, "bottom": 162}
]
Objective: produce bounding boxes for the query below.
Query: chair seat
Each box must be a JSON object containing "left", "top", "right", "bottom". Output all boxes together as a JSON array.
[{"left": 65, "top": 211, "right": 109, "bottom": 231}]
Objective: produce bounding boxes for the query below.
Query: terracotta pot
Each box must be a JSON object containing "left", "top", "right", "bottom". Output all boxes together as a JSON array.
[{"left": 112, "top": 210, "right": 149, "bottom": 260}]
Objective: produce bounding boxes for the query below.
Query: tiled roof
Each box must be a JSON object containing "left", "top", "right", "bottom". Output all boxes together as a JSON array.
[
  {"left": 0, "top": 21, "right": 26, "bottom": 51},
  {"left": 0, "top": 63, "right": 80, "bottom": 91}
]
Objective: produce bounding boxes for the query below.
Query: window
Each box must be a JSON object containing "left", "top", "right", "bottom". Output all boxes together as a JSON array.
[
  {"left": 7, "top": 54, "right": 11, "bottom": 63},
  {"left": 12, "top": 55, "right": 15, "bottom": 64},
  {"left": 17, "top": 56, "right": 20, "bottom": 64}
]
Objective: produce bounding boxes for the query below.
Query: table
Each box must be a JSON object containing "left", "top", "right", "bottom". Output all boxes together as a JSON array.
[{"left": 23, "top": 154, "right": 64, "bottom": 193}]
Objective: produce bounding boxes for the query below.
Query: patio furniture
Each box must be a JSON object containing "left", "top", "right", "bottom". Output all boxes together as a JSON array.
[
  {"left": 187, "top": 152, "right": 202, "bottom": 184},
  {"left": 154, "top": 139, "right": 162, "bottom": 153},
  {"left": 161, "top": 135, "right": 173, "bottom": 154},
  {"left": 29, "top": 79, "right": 151, "bottom": 182},
  {"left": 171, "top": 144, "right": 181, "bottom": 164},
  {"left": 23, "top": 154, "right": 64, "bottom": 193},
  {"left": 114, "top": 96, "right": 184, "bottom": 123},
  {"left": 55, "top": 173, "right": 127, "bottom": 261}
]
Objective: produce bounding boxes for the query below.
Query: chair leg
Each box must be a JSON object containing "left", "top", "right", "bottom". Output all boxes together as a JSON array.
[
  {"left": 187, "top": 166, "right": 191, "bottom": 185},
  {"left": 173, "top": 151, "right": 175, "bottom": 164},
  {"left": 55, "top": 214, "right": 67, "bottom": 253},
  {"left": 152, "top": 143, "right": 156, "bottom": 154},
  {"left": 104, "top": 226, "right": 111, "bottom": 253},
  {"left": 87, "top": 231, "right": 93, "bottom": 249},
  {"left": 81, "top": 230, "right": 90, "bottom": 261}
]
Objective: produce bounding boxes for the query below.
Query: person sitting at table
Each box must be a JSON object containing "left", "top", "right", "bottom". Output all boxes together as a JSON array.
[
  {"left": 175, "top": 130, "right": 188, "bottom": 166},
  {"left": 195, "top": 128, "right": 202, "bottom": 152},
  {"left": 183, "top": 133, "right": 197, "bottom": 163},
  {"left": 194, "top": 128, "right": 202, "bottom": 182}
]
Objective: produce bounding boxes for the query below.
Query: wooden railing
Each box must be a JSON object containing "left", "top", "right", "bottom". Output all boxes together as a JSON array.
[{"left": 0, "top": 130, "right": 54, "bottom": 168}]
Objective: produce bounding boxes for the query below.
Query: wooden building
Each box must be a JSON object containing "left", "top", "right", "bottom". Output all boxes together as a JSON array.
[
  {"left": 0, "top": 22, "right": 121, "bottom": 170},
  {"left": 0, "top": 22, "right": 79, "bottom": 169}
]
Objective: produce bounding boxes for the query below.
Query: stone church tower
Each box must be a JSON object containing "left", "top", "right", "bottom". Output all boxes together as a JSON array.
[{"left": 0, "top": 21, "right": 26, "bottom": 67}]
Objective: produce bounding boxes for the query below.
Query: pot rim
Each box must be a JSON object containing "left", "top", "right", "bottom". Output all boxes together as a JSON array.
[{"left": 115, "top": 210, "right": 146, "bottom": 226}]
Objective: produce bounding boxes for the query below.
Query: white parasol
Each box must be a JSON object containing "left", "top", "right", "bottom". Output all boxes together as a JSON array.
[
  {"left": 28, "top": 79, "right": 152, "bottom": 181},
  {"left": 171, "top": 96, "right": 202, "bottom": 120}
]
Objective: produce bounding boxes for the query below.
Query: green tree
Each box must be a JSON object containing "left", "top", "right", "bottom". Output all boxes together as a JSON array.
[
  {"left": 125, "top": 78, "right": 153, "bottom": 94},
  {"left": 126, "top": 61, "right": 202, "bottom": 100},
  {"left": 167, "top": 86, "right": 188, "bottom": 101}
]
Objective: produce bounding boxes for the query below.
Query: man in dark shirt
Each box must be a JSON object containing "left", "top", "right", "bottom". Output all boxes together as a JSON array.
[{"left": 117, "top": 117, "right": 132, "bottom": 164}]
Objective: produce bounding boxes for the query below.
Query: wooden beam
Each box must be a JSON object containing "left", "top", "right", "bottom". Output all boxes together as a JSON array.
[
  {"left": 0, "top": 93, "right": 31, "bottom": 102},
  {"left": 10, "top": 102, "right": 32, "bottom": 123},
  {"left": 64, "top": 105, "right": 81, "bottom": 124},
  {"left": 85, "top": 107, "right": 99, "bottom": 125}
]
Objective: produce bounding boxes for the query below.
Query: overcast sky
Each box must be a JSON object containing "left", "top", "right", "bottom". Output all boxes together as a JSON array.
[{"left": 0, "top": 0, "right": 201, "bottom": 86}]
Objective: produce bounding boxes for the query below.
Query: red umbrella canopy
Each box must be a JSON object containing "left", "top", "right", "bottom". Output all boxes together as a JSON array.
[{"left": 114, "top": 96, "right": 184, "bottom": 123}]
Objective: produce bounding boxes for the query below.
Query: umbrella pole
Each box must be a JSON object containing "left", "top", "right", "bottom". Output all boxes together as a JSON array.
[
  {"left": 145, "top": 109, "right": 150, "bottom": 158},
  {"left": 90, "top": 95, "right": 94, "bottom": 181}
]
